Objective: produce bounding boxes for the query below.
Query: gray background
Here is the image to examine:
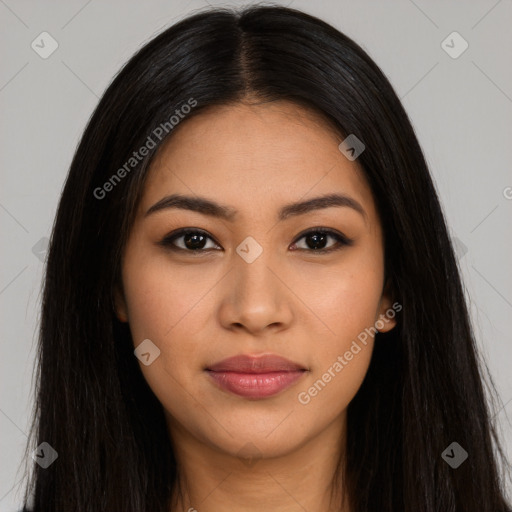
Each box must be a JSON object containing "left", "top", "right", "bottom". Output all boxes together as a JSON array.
[{"left": 1, "top": 0, "right": 511, "bottom": 508}]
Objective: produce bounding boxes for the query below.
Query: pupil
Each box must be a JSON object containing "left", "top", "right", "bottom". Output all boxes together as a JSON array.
[
  {"left": 307, "top": 232, "right": 327, "bottom": 250},
  {"left": 185, "top": 233, "right": 206, "bottom": 250}
]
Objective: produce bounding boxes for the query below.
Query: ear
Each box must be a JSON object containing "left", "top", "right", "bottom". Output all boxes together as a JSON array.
[
  {"left": 113, "top": 283, "right": 129, "bottom": 323},
  {"left": 375, "top": 277, "right": 398, "bottom": 333}
]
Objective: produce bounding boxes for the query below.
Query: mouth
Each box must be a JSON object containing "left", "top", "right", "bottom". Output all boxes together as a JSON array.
[{"left": 205, "top": 354, "right": 308, "bottom": 399}]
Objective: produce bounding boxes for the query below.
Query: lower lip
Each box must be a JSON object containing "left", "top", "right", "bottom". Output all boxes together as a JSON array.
[{"left": 206, "top": 370, "right": 306, "bottom": 399}]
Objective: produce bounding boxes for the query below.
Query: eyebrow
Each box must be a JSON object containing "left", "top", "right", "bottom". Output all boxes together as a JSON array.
[{"left": 145, "top": 192, "right": 367, "bottom": 223}]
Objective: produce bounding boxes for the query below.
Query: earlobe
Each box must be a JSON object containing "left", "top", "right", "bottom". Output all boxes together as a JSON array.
[
  {"left": 376, "top": 278, "right": 398, "bottom": 333},
  {"left": 113, "top": 285, "right": 129, "bottom": 323}
]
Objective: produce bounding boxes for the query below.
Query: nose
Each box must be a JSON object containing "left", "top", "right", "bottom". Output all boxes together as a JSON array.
[{"left": 217, "top": 250, "right": 294, "bottom": 336}]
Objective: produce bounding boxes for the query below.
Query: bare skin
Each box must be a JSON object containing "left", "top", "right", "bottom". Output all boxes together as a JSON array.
[{"left": 115, "top": 99, "right": 397, "bottom": 512}]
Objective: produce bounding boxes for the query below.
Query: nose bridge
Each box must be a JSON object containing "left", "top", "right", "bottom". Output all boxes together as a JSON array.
[
  {"left": 232, "top": 238, "right": 279, "bottom": 304},
  {"left": 218, "top": 235, "right": 293, "bottom": 333}
]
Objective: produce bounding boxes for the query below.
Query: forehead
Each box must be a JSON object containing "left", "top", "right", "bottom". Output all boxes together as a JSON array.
[{"left": 140, "top": 100, "right": 377, "bottom": 225}]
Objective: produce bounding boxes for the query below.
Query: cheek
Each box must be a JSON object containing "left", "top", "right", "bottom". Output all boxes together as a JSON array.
[
  {"left": 120, "top": 257, "right": 208, "bottom": 416},
  {"left": 121, "top": 250, "right": 217, "bottom": 341},
  {"left": 295, "top": 342, "right": 373, "bottom": 426},
  {"left": 120, "top": 248, "right": 227, "bottom": 402},
  {"left": 294, "top": 253, "right": 383, "bottom": 409},
  {"left": 300, "top": 252, "right": 384, "bottom": 346}
]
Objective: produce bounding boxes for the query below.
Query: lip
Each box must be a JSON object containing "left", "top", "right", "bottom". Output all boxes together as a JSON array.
[
  {"left": 207, "top": 354, "right": 307, "bottom": 373},
  {"left": 205, "top": 354, "right": 308, "bottom": 399}
]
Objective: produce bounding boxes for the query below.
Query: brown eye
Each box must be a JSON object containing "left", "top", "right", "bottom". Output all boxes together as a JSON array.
[
  {"left": 290, "top": 228, "right": 353, "bottom": 253},
  {"left": 159, "top": 229, "right": 221, "bottom": 252},
  {"left": 159, "top": 227, "right": 353, "bottom": 255}
]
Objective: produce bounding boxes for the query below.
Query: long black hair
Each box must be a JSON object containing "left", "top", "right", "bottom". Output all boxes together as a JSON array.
[{"left": 21, "top": 4, "right": 511, "bottom": 511}]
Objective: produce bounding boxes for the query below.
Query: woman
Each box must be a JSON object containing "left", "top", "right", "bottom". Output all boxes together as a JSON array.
[{"left": 21, "top": 4, "right": 511, "bottom": 511}]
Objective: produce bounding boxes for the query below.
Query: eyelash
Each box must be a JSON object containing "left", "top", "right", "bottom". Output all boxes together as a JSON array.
[{"left": 158, "top": 227, "right": 353, "bottom": 255}]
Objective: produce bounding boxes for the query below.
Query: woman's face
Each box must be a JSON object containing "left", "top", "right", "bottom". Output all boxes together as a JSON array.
[{"left": 115, "top": 100, "right": 396, "bottom": 462}]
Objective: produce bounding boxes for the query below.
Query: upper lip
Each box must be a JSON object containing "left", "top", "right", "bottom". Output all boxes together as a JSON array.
[{"left": 206, "top": 354, "right": 307, "bottom": 373}]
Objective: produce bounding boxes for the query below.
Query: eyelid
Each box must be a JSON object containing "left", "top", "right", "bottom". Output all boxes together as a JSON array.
[
  {"left": 158, "top": 226, "right": 353, "bottom": 253},
  {"left": 158, "top": 227, "right": 221, "bottom": 252},
  {"left": 292, "top": 226, "right": 352, "bottom": 243},
  {"left": 291, "top": 227, "right": 353, "bottom": 252}
]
